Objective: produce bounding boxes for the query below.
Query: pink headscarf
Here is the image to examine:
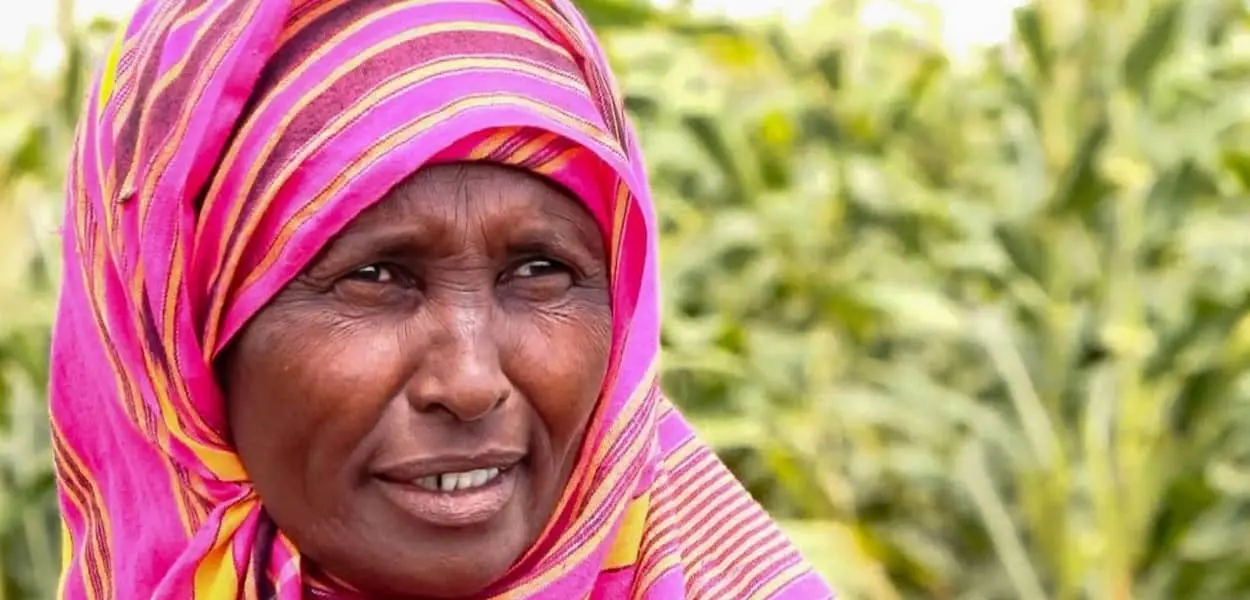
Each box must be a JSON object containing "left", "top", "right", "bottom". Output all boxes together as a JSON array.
[{"left": 50, "top": 0, "right": 835, "bottom": 597}]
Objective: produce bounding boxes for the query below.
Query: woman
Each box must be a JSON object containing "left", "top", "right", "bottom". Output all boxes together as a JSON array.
[{"left": 50, "top": 0, "right": 835, "bottom": 598}]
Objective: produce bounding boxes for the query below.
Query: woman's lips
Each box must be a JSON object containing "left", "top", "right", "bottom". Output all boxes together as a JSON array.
[
  {"left": 376, "top": 466, "right": 519, "bottom": 528},
  {"left": 371, "top": 450, "right": 525, "bottom": 528}
]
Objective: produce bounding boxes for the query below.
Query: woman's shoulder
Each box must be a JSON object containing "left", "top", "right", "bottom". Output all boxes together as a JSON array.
[{"left": 630, "top": 436, "right": 834, "bottom": 597}]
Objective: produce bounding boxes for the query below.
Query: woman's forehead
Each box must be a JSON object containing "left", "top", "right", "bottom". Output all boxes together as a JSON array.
[{"left": 341, "top": 162, "right": 606, "bottom": 251}]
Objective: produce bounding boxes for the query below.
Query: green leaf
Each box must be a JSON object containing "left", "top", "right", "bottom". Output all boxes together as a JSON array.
[
  {"left": 1013, "top": 4, "right": 1052, "bottom": 81},
  {"left": 1047, "top": 115, "right": 1111, "bottom": 216},
  {"left": 0, "top": 125, "right": 48, "bottom": 188},
  {"left": 1123, "top": 1, "right": 1183, "bottom": 95},
  {"left": 573, "top": 0, "right": 660, "bottom": 29}
]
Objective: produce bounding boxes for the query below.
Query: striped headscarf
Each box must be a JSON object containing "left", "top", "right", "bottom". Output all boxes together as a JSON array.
[{"left": 50, "top": 0, "right": 835, "bottom": 598}]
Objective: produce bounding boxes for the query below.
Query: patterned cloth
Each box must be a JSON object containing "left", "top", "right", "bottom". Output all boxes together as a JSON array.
[{"left": 50, "top": 0, "right": 836, "bottom": 598}]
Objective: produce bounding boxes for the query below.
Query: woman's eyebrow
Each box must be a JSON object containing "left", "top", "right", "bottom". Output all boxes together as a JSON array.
[
  {"left": 504, "top": 221, "right": 601, "bottom": 258},
  {"left": 329, "top": 223, "right": 431, "bottom": 250}
]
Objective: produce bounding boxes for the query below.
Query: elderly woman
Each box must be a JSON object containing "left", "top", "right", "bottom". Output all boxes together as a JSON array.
[{"left": 49, "top": 0, "right": 833, "bottom": 598}]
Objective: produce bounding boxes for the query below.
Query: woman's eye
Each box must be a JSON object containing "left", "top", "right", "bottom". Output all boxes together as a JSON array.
[
  {"left": 511, "top": 258, "right": 570, "bottom": 279},
  {"left": 345, "top": 264, "right": 397, "bottom": 284},
  {"left": 502, "top": 258, "right": 574, "bottom": 302},
  {"left": 327, "top": 262, "right": 416, "bottom": 307}
]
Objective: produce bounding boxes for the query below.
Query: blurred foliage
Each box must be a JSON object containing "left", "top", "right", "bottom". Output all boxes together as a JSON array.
[{"left": 4, "top": 0, "right": 1250, "bottom": 598}]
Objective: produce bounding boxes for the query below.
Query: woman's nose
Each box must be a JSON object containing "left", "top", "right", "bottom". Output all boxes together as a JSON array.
[{"left": 404, "top": 306, "right": 511, "bottom": 422}]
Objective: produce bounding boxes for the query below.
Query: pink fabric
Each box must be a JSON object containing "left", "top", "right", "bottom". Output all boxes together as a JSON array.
[{"left": 50, "top": 0, "right": 835, "bottom": 597}]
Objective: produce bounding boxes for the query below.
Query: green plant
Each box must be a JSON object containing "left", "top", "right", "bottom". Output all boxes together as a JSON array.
[{"left": 594, "top": 0, "right": 1250, "bottom": 597}]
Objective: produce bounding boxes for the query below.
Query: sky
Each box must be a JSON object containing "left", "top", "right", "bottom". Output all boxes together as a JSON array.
[{"left": 0, "top": 0, "right": 1022, "bottom": 67}]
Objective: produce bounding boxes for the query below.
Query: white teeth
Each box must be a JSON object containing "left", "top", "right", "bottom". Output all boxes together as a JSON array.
[
  {"left": 415, "top": 475, "right": 440, "bottom": 491},
  {"left": 414, "top": 467, "right": 501, "bottom": 493},
  {"left": 453, "top": 472, "right": 472, "bottom": 491}
]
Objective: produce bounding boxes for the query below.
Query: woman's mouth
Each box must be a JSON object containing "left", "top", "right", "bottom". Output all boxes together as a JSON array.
[
  {"left": 414, "top": 467, "right": 504, "bottom": 492},
  {"left": 372, "top": 452, "right": 524, "bottom": 528}
]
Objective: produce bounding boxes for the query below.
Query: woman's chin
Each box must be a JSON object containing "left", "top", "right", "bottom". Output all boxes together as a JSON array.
[
  {"left": 387, "top": 570, "right": 504, "bottom": 600},
  {"left": 328, "top": 492, "right": 537, "bottom": 599},
  {"left": 331, "top": 552, "right": 515, "bottom": 600}
]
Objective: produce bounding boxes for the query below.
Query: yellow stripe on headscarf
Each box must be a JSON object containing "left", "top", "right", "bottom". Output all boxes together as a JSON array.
[
  {"left": 192, "top": 499, "right": 252, "bottom": 598},
  {"left": 55, "top": 517, "right": 73, "bottom": 598},
  {"left": 603, "top": 493, "right": 650, "bottom": 570},
  {"left": 96, "top": 21, "right": 129, "bottom": 118}
]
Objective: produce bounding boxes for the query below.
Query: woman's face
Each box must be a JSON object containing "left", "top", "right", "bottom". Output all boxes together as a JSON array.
[{"left": 222, "top": 163, "right": 612, "bottom": 598}]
